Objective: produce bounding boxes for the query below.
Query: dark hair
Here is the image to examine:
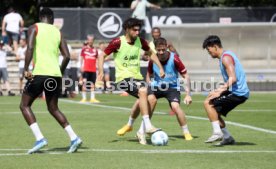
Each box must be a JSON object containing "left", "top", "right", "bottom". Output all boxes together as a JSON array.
[
  {"left": 154, "top": 37, "right": 167, "bottom": 47},
  {"left": 39, "top": 7, "right": 54, "bottom": 21},
  {"left": 202, "top": 35, "right": 222, "bottom": 49},
  {"left": 8, "top": 7, "right": 15, "bottom": 13},
  {"left": 123, "top": 18, "right": 143, "bottom": 31},
  {"left": 152, "top": 27, "right": 161, "bottom": 32}
]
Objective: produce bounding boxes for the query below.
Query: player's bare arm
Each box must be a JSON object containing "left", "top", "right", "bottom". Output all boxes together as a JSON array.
[
  {"left": 146, "top": 49, "right": 165, "bottom": 78},
  {"left": 181, "top": 72, "right": 192, "bottom": 105},
  {"left": 97, "top": 52, "right": 107, "bottom": 81},
  {"left": 208, "top": 55, "right": 237, "bottom": 100},
  {"left": 59, "top": 35, "right": 70, "bottom": 75},
  {"left": 24, "top": 25, "right": 36, "bottom": 80}
]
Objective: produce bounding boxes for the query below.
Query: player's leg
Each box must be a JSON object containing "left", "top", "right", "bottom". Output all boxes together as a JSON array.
[
  {"left": 170, "top": 102, "right": 193, "bottom": 140},
  {"left": 214, "top": 94, "right": 247, "bottom": 146},
  {"left": 90, "top": 72, "right": 100, "bottom": 103},
  {"left": 136, "top": 94, "right": 158, "bottom": 145},
  {"left": 19, "top": 77, "right": 47, "bottom": 154},
  {"left": 138, "top": 86, "right": 159, "bottom": 134},
  {"left": 117, "top": 93, "right": 157, "bottom": 136},
  {"left": 104, "top": 68, "right": 111, "bottom": 90},
  {"left": 166, "top": 89, "right": 193, "bottom": 140},
  {"left": 117, "top": 99, "right": 140, "bottom": 136},
  {"left": 203, "top": 96, "right": 223, "bottom": 143},
  {"left": 45, "top": 77, "right": 82, "bottom": 153},
  {"left": 80, "top": 72, "right": 87, "bottom": 102}
]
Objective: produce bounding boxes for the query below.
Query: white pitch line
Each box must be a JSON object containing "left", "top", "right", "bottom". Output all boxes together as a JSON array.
[
  {"left": 60, "top": 99, "right": 276, "bottom": 135},
  {"left": 0, "top": 149, "right": 275, "bottom": 157}
]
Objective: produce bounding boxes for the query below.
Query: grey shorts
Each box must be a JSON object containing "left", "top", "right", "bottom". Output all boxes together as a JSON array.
[
  {"left": 7, "top": 31, "right": 19, "bottom": 41},
  {"left": 19, "top": 68, "right": 24, "bottom": 79},
  {"left": 104, "top": 68, "right": 110, "bottom": 75},
  {"left": 0, "top": 68, "right": 8, "bottom": 82}
]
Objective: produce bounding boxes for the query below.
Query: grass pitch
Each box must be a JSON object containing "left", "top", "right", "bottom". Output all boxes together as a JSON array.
[{"left": 0, "top": 93, "right": 275, "bottom": 169}]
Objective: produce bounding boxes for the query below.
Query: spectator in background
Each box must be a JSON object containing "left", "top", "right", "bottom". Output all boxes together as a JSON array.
[
  {"left": 0, "top": 40, "right": 15, "bottom": 96},
  {"left": 1, "top": 7, "right": 24, "bottom": 53},
  {"left": 130, "top": 0, "right": 161, "bottom": 39},
  {"left": 80, "top": 34, "right": 100, "bottom": 103},
  {"left": 16, "top": 38, "right": 32, "bottom": 94}
]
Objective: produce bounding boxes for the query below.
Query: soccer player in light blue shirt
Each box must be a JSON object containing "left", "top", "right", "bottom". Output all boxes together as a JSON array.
[{"left": 202, "top": 35, "right": 249, "bottom": 146}]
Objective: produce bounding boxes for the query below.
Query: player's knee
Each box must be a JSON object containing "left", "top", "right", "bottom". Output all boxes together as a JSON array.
[
  {"left": 171, "top": 102, "right": 180, "bottom": 112},
  {"left": 47, "top": 106, "right": 58, "bottom": 114},
  {"left": 19, "top": 102, "right": 27, "bottom": 111},
  {"left": 148, "top": 95, "right": 157, "bottom": 104},
  {"left": 203, "top": 99, "right": 211, "bottom": 108},
  {"left": 138, "top": 87, "right": 147, "bottom": 95}
]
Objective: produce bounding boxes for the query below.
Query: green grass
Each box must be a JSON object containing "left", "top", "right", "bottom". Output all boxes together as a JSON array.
[{"left": 0, "top": 93, "right": 275, "bottom": 169}]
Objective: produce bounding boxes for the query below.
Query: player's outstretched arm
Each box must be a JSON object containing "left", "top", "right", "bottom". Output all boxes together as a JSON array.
[
  {"left": 147, "top": 49, "right": 165, "bottom": 78},
  {"left": 181, "top": 72, "right": 192, "bottom": 105},
  {"left": 59, "top": 35, "right": 70, "bottom": 75},
  {"left": 24, "top": 25, "right": 36, "bottom": 80},
  {"left": 97, "top": 52, "right": 107, "bottom": 81}
]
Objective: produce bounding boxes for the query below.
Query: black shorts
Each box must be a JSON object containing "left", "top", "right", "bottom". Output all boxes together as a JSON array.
[
  {"left": 211, "top": 91, "right": 248, "bottom": 116},
  {"left": 23, "top": 76, "right": 61, "bottom": 99},
  {"left": 82, "top": 72, "right": 96, "bottom": 84},
  {"left": 117, "top": 78, "right": 149, "bottom": 98},
  {"left": 151, "top": 87, "right": 181, "bottom": 104}
]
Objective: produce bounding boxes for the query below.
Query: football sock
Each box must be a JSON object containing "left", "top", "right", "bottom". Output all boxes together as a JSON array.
[
  {"left": 142, "top": 115, "right": 152, "bottom": 130},
  {"left": 212, "top": 121, "right": 222, "bottom": 134},
  {"left": 138, "top": 121, "right": 146, "bottom": 134},
  {"left": 30, "top": 123, "right": 44, "bottom": 141},
  {"left": 90, "top": 91, "right": 95, "bottom": 100},
  {"left": 127, "top": 116, "right": 135, "bottom": 127},
  {"left": 221, "top": 127, "right": 231, "bottom": 139},
  {"left": 64, "top": 125, "right": 78, "bottom": 141},
  {"left": 181, "top": 125, "right": 190, "bottom": 134},
  {"left": 82, "top": 91, "right": 86, "bottom": 100}
]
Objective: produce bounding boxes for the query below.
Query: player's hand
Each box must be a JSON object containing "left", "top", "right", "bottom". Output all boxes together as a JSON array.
[
  {"left": 24, "top": 71, "right": 33, "bottom": 81},
  {"left": 95, "top": 80, "right": 104, "bottom": 89},
  {"left": 1, "top": 31, "right": 6, "bottom": 36},
  {"left": 159, "top": 69, "right": 165, "bottom": 78},
  {"left": 207, "top": 91, "right": 221, "bottom": 100},
  {"left": 97, "top": 71, "right": 104, "bottom": 82},
  {"left": 184, "top": 95, "right": 192, "bottom": 105}
]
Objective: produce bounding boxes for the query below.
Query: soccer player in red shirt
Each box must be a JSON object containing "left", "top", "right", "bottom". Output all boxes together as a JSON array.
[{"left": 80, "top": 35, "right": 100, "bottom": 103}]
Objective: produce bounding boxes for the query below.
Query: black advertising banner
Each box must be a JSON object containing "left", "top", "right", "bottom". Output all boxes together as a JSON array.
[{"left": 52, "top": 8, "right": 276, "bottom": 40}]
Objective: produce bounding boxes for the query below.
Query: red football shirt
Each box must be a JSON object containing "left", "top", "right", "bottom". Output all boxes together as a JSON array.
[{"left": 81, "top": 46, "right": 98, "bottom": 72}]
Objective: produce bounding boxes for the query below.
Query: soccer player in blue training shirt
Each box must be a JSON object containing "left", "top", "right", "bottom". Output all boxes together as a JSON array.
[
  {"left": 117, "top": 37, "right": 193, "bottom": 145},
  {"left": 202, "top": 35, "right": 250, "bottom": 146}
]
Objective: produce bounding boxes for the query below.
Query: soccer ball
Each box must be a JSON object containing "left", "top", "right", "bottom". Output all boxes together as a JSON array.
[{"left": 151, "top": 131, "right": 168, "bottom": 146}]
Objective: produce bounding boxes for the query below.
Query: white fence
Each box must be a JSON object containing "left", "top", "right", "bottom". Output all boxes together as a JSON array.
[{"left": 160, "top": 23, "right": 276, "bottom": 81}]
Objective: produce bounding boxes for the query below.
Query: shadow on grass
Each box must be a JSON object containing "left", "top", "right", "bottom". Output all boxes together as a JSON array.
[
  {"left": 169, "top": 135, "right": 199, "bottom": 140},
  {"left": 47, "top": 146, "right": 89, "bottom": 153},
  {"left": 211, "top": 142, "right": 256, "bottom": 147},
  {"left": 234, "top": 142, "right": 256, "bottom": 146}
]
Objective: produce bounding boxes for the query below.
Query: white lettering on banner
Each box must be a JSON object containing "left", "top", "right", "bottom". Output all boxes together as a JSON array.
[
  {"left": 97, "top": 12, "right": 183, "bottom": 36},
  {"left": 143, "top": 15, "right": 182, "bottom": 33},
  {"left": 152, "top": 15, "right": 182, "bottom": 26}
]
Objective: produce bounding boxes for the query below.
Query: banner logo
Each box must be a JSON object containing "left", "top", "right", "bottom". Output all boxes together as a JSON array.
[{"left": 97, "top": 12, "right": 122, "bottom": 38}]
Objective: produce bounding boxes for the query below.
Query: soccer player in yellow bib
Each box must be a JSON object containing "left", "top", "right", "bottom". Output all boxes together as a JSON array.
[
  {"left": 98, "top": 18, "right": 165, "bottom": 135},
  {"left": 19, "top": 8, "right": 82, "bottom": 154}
]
